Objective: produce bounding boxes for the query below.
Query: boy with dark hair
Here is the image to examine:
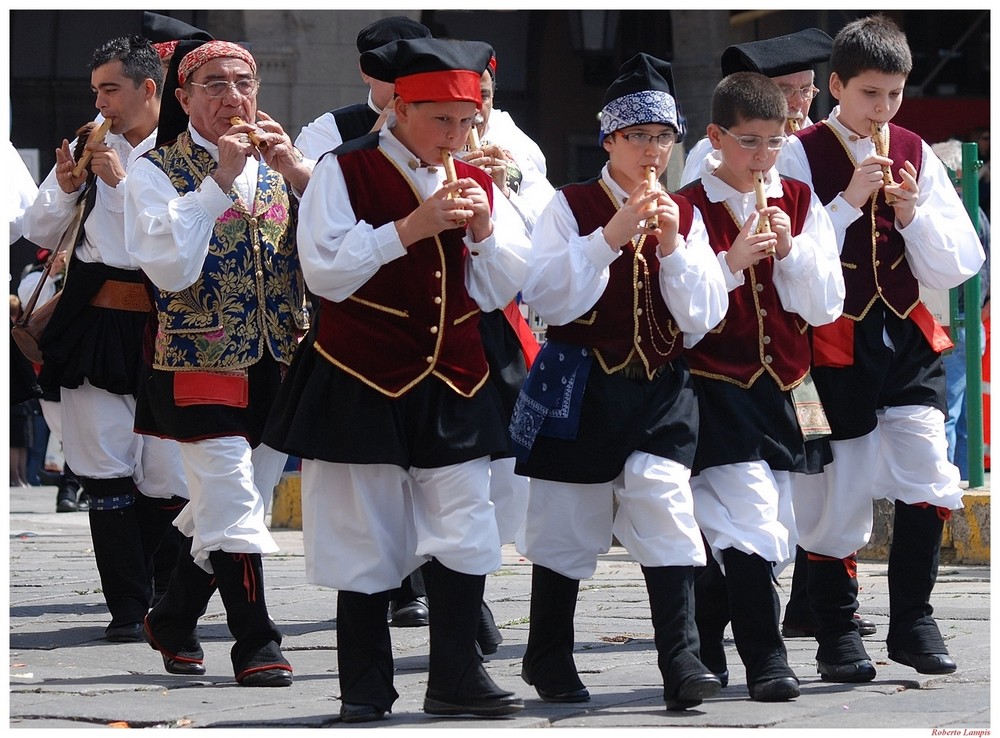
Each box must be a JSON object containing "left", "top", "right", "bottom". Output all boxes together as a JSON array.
[
  {"left": 678, "top": 71, "right": 844, "bottom": 702},
  {"left": 23, "top": 33, "right": 187, "bottom": 644},
  {"left": 779, "top": 15, "right": 985, "bottom": 683},
  {"left": 511, "top": 52, "right": 728, "bottom": 712}
]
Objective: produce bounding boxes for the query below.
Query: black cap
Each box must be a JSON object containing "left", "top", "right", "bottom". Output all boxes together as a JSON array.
[
  {"left": 721, "top": 28, "right": 833, "bottom": 78},
  {"left": 600, "top": 53, "right": 685, "bottom": 142},
  {"left": 155, "top": 38, "right": 209, "bottom": 147},
  {"left": 142, "top": 12, "right": 213, "bottom": 43},
  {"left": 356, "top": 16, "right": 431, "bottom": 56},
  {"left": 360, "top": 37, "right": 493, "bottom": 104}
]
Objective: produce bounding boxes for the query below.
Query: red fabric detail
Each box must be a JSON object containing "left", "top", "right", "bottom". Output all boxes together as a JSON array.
[
  {"left": 154, "top": 40, "right": 179, "bottom": 60},
  {"left": 546, "top": 179, "right": 691, "bottom": 371},
  {"left": 680, "top": 178, "right": 813, "bottom": 386},
  {"left": 812, "top": 316, "right": 855, "bottom": 368},
  {"left": 173, "top": 371, "right": 248, "bottom": 408},
  {"left": 502, "top": 300, "right": 540, "bottom": 369},
  {"left": 910, "top": 301, "right": 954, "bottom": 353},
  {"left": 317, "top": 148, "right": 494, "bottom": 397},
  {"left": 395, "top": 70, "right": 482, "bottom": 105},
  {"left": 797, "top": 123, "right": 923, "bottom": 319},
  {"left": 237, "top": 553, "right": 258, "bottom": 603}
]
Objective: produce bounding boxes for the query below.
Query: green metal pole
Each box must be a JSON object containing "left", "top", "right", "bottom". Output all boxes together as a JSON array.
[{"left": 960, "top": 142, "right": 984, "bottom": 489}]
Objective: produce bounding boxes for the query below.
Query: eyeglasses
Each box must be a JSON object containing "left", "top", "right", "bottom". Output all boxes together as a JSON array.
[
  {"left": 777, "top": 84, "right": 820, "bottom": 102},
  {"left": 718, "top": 126, "right": 786, "bottom": 151},
  {"left": 189, "top": 78, "right": 260, "bottom": 99},
  {"left": 617, "top": 130, "right": 677, "bottom": 148}
]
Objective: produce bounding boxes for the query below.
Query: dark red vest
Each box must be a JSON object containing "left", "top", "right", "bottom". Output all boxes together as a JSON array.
[
  {"left": 679, "top": 178, "right": 813, "bottom": 389},
  {"left": 545, "top": 178, "right": 693, "bottom": 377},
  {"left": 797, "top": 121, "right": 923, "bottom": 320},
  {"left": 314, "top": 146, "right": 495, "bottom": 397}
]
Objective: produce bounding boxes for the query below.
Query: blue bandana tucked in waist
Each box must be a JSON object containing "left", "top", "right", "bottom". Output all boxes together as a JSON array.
[{"left": 509, "top": 342, "right": 593, "bottom": 463}]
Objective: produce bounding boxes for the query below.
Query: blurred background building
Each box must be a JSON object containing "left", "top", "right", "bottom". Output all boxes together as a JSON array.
[{"left": 7, "top": 9, "right": 990, "bottom": 290}]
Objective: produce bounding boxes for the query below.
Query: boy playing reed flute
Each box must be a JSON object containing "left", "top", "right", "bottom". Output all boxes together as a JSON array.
[
  {"left": 678, "top": 71, "right": 844, "bottom": 701},
  {"left": 778, "top": 14, "right": 985, "bottom": 683}
]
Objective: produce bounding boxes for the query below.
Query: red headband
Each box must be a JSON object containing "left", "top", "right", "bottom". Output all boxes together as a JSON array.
[
  {"left": 153, "top": 41, "right": 179, "bottom": 61},
  {"left": 178, "top": 41, "right": 256, "bottom": 86},
  {"left": 394, "top": 69, "right": 482, "bottom": 105}
]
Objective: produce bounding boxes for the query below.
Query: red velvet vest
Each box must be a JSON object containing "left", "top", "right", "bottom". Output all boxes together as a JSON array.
[
  {"left": 545, "top": 178, "right": 693, "bottom": 377},
  {"left": 797, "top": 121, "right": 923, "bottom": 320},
  {"left": 680, "top": 178, "right": 813, "bottom": 390},
  {"left": 314, "top": 146, "right": 495, "bottom": 398}
]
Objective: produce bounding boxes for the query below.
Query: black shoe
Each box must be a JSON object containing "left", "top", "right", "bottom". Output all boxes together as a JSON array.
[
  {"left": 143, "top": 617, "right": 206, "bottom": 676},
  {"left": 533, "top": 685, "right": 590, "bottom": 703},
  {"left": 783, "top": 613, "right": 877, "bottom": 639},
  {"left": 56, "top": 494, "right": 78, "bottom": 513},
  {"left": 238, "top": 666, "right": 293, "bottom": 687},
  {"left": 340, "top": 702, "right": 387, "bottom": 723},
  {"left": 388, "top": 597, "right": 430, "bottom": 628},
  {"left": 816, "top": 658, "right": 877, "bottom": 683},
  {"left": 888, "top": 648, "right": 957, "bottom": 675},
  {"left": 714, "top": 669, "right": 730, "bottom": 689},
  {"left": 749, "top": 676, "right": 800, "bottom": 702},
  {"left": 665, "top": 672, "right": 722, "bottom": 711},
  {"left": 423, "top": 688, "right": 524, "bottom": 717},
  {"left": 105, "top": 622, "right": 144, "bottom": 642},
  {"left": 76, "top": 493, "right": 90, "bottom": 512}
]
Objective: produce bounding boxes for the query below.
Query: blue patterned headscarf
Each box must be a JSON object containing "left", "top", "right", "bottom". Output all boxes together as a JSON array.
[{"left": 598, "top": 53, "right": 685, "bottom": 143}]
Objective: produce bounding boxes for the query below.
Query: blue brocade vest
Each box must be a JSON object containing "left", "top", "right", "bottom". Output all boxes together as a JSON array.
[{"left": 143, "top": 132, "right": 307, "bottom": 371}]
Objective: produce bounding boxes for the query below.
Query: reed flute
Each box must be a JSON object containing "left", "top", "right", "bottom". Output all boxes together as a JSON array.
[
  {"left": 230, "top": 116, "right": 267, "bottom": 152},
  {"left": 871, "top": 121, "right": 896, "bottom": 203},
  {"left": 71, "top": 117, "right": 113, "bottom": 178},
  {"left": 753, "top": 170, "right": 776, "bottom": 255},
  {"left": 787, "top": 118, "right": 800, "bottom": 133},
  {"left": 644, "top": 166, "right": 659, "bottom": 229},
  {"left": 441, "top": 148, "right": 467, "bottom": 227}
]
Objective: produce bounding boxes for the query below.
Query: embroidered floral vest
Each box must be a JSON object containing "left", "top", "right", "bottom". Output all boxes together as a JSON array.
[
  {"left": 143, "top": 132, "right": 306, "bottom": 371},
  {"left": 545, "top": 178, "right": 692, "bottom": 377},
  {"left": 797, "top": 122, "right": 923, "bottom": 320},
  {"left": 679, "top": 177, "right": 812, "bottom": 390}
]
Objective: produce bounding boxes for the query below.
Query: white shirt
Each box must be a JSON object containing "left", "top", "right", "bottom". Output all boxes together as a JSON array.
[
  {"left": 296, "top": 124, "right": 530, "bottom": 312},
  {"left": 777, "top": 106, "right": 985, "bottom": 291},
  {"left": 696, "top": 162, "right": 844, "bottom": 327},
  {"left": 24, "top": 129, "right": 156, "bottom": 270},
  {"left": 125, "top": 125, "right": 263, "bottom": 292},
  {"left": 6, "top": 139, "right": 38, "bottom": 245},
  {"left": 521, "top": 163, "right": 728, "bottom": 347},
  {"left": 475, "top": 108, "right": 556, "bottom": 232}
]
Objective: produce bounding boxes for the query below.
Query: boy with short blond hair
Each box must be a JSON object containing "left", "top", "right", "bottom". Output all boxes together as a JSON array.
[{"left": 779, "top": 15, "right": 985, "bottom": 683}]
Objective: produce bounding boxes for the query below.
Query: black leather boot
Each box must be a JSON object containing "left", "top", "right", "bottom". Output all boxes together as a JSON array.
[
  {"left": 422, "top": 558, "right": 523, "bottom": 717},
  {"left": 642, "top": 565, "right": 722, "bottom": 711},
  {"left": 886, "top": 501, "right": 957, "bottom": 674},
  {"left": 144, "top": 535, "right": 216, "bottom": 676},
  {"left": 134, "top": 495, "right": 187, "bottom": 609},
  {"left": 694, "top": 556, "right": 730, "bottom": 688},
  {"left": 807, "top": 552, "right": 876, "bottom": 682},
  {"left": 85, "top": 477, "right": 149, "bottom": 641},
  {"left": 337, "top": 589, "right": 395, "bottom": 722},
  {"left": 521, "top": 564, "right": 589, "bottom": 702},
  {"left": 722, "top": 548, "right": 799, "bottom": 701},
  {"left": 209, "top": 551, "right": 292, "bottom": 687}
]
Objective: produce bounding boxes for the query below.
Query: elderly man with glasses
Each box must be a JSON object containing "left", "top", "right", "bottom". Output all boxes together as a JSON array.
[{"left": 124, "top": 39, "right": 311, "bottom": 688}]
